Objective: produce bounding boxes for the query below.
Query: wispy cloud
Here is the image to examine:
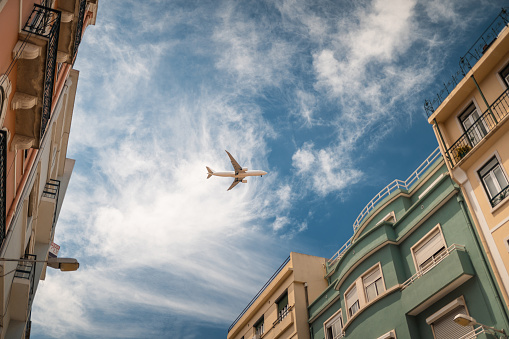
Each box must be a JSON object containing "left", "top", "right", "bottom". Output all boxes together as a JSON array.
[{"left": 30, "top": 0, "right": 498, "bottom": 338}]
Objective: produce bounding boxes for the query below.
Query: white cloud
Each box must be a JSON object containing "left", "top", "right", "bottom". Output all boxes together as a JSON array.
[{"left": 292, "top": 143, "right": 362, "bottom": 196}]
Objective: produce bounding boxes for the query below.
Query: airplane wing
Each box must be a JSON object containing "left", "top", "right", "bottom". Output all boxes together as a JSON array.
[
  {"left": 225, "top": 150, "right": 244, "bottom": 173},
  {"left": 227, "top": 179, "right": 241, "bottom": 191}
]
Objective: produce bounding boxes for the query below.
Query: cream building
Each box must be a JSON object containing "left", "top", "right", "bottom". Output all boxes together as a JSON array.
[
  {"left": 426, "top": 9, "right": 509, "bottom": 305},
  {"left": 0, "top": 0, "right": 98, "bottom": 337},
  {"left": 227, "top": 252, "right": 327, "bottom": 339}
]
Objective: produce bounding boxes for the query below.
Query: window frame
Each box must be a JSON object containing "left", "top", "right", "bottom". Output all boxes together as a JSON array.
[
  {"left": 344, "top": 262, "right": 386, "bottom": 321},
  {"left": 323, "top": 309, "right": 344, "bottom": 339},
  {"left": 253, "top": 316, "right": 264, "bottom": 337},
  {"left": 478, "top": 155, "right": 509, "bottom": 208},
  {"left": 499, "top": 62, "right": 509, "bottom": 88},
  {"left": 411, "top": 225, "right": 447, "bottom": 274},
  {"left": 362, "top": 264, "right": 386, "bottom": 303},
  {"left": 458, "top": 102, "right": 488, "bottom": 147},
  {"left": 275, "top": 290, "right": 289, "bottom": 322},
  {"left": 426, "top": 297, "right": 473, "bottom": 339},
  {"left": 345, "top": 284, "right": 360, "bottom": 318}
]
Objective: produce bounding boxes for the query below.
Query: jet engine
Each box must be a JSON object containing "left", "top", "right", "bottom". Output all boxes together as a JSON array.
[{"left": 242, "top": 179, "right": 247, "bottom": 183}]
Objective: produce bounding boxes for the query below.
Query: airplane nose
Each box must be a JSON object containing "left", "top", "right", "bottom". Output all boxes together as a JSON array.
[{"left": 262, "top": 171, "right": 267, "bottom": 175}]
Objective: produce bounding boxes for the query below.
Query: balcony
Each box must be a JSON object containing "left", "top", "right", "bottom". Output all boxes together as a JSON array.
[
  {"left": 446, "top": 88, "right": 509, "bottom": 167},
  {"left": 10, "top": 254, "right": 36, "bottom": 321},
  {"left": 272, "top": 305, "right": 294, "bottom": 339},
  {"left": 0, "top": 130, "right": 6, "bottom": 246},
  {"left": 228, "top": 256, "right": 290, "bottom": 333},
  {"left": 12, "top": 5, "right": 61, "bottom": 149},
  {"left": 57, "top": 0, "right": 87, "bottom": 64},
  {"left": 35, "top": 179, "right": 60, "bottom": 243},
  {"left": 401, "top": 244, "right": 475, "bottom": 315},
  {"left": 424, "top": 8, "right": 509, "bottom": 117}
]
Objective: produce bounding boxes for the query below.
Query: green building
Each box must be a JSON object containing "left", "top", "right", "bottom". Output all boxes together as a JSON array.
[{"left": 308, "top": 148, "right": 509, "bottom": 339}]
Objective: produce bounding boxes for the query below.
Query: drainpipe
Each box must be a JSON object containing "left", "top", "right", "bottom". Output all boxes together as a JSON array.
[
  {"left": 433, "top": 119, "right": 452, "bottom": 166},
  {"left": 471, "top": 74, "right": 497, "bottom": 124},
  {"left": 457, "top": 192, "right": 509, "bottom": 327}
]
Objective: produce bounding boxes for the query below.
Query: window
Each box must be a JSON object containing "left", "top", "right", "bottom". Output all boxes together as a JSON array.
[
  {"left": 459, "top": 103, "right": 487, "bottom": 146},
  {"left": 479, "top": 156, "right": 509, "bottom": 207},
  {"left": 363, "top": 267, "right": 385, "bottom": 302},
  {"left": 500, "top": 63, "right": 509, "bottom": 87},
  {"left": 426, "top": 298, "right": 472, "bottom": 339},
  {"left": 412, "top": 226, "right": 446, "bottom": 273},
  {"left": 276, "top": 291, "right": 289, "bottom": 321},
  {"left": 345, "top": 286, "right": 360, "bottom": 317},
  {"left": 324, "top": 312, "right": 343, "bottom": 339},
  {"left": 254, "top": 316, "right": 264, "bottom": 338},
  {"left": 377, "top": 330, "right": 396, "bottom": 339}
]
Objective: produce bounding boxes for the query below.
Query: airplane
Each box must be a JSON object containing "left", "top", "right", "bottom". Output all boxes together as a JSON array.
[{"left": 206, "top": 150, "right": 267, "bottom": 191}]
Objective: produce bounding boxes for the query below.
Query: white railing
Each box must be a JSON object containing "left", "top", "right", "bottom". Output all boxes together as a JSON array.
[
  {"left": 328, "top": 147, "right": 442, "bottom": 267},
  {"left": 328, "top": 236, "right": 353, "bottom": 266},
  {"left": 458, "top": 325, "right": 506, "bottom": 339},
  {"left": 401, "top": 244, "right": 466, "bottom": 290},
  {"left": 352, "top": 147, "right": 441, "bottom": 232}
]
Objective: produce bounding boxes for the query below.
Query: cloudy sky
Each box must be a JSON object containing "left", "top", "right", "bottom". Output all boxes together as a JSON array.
[{"left": 30, "top": 0, "right": 507, "bottom": 338}]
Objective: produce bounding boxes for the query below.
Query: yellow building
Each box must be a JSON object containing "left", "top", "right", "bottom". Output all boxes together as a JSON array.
[
  {"left": 427, "top": 9, "right": 509, "bottom": 304},
  {"left": 227, "top": 252, "right": 327, "bottom": 339}
]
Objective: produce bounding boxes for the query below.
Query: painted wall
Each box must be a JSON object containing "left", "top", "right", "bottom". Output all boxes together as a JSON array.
[{"left": 309, "top": 159, "right": 509, "bottom": 339}]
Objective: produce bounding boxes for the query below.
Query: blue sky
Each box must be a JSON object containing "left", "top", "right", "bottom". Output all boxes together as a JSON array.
[{"left": 29, "top": 0, "right": 507, "bottom": 338}]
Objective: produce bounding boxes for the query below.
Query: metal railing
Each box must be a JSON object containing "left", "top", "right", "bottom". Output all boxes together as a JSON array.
[
  {"left": 352, "top": 147, "right": 441, "bottom": 232},
  {"left": 42, "top": 179, "right": 60, "bottom": 237},
  {"left": 401, "top": 244, "right": 466, "bottom": 290},
  {"left": 458, "top": 325, "right": 506, "bottom": 339},
  {"left": 446, "top": 88, "right": 509, "bottom": 167},
  {"left": 0, "top": 130, "right": 6, "bottom": 247},
  {"left": 424, "top": 8, "right": 509, "bottom": 117},
  {"left": 22, "top": 4, "right": 61, "bottom": 139},
  {"left": 273, "top": 305, "right": 293, "bottom": 326},
  {"left": 15, "top": 254, "right": 37, "bottom": 307},
  {"left": 228, "top": 256, "right": 291, "bottom": 333},
  {"left": 72, "top": 0, "right": 87, "bottom": 62},
  {"left": 328, "top": 236, "right": 352, "bottom": 266},
  {"left": 491, "top": 184, "right": 509, "bottom": 208}
]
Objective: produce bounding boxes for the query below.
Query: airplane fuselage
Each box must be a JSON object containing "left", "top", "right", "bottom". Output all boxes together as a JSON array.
[{"left": 210, "top": 170, "right": 267, "bottom": 178}]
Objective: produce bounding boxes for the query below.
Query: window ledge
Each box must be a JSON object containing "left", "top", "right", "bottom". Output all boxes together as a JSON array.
[
  {"left": 342, "top": 285, "right": 402, "bottom": 332},
  {"left": 490, "top": 194, "right": 509, "bottom": 214}
]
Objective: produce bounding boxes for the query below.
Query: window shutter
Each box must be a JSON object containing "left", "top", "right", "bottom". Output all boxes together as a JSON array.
[
  {"left": 414, "top": 231, "right": 445, "bottom": 268},
  {"left": 346, "top": 286, "right": 358, "bottom": 307},
  {"left": 363, "top": 268, "right": 381, "bottom": 286},
  {"left": 432, "top": 306, "right": 472, "bottom": 339}
]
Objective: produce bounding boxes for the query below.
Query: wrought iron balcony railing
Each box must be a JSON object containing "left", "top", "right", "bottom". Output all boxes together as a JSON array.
[
  {"left": 72, "top": 0, "right": 87, "bottom": 62},
  {"left": 0, "top": 130, "right": 6, "bottom": 247},
  {"left": 228, "top": 256, "right": 290, "bottom": 333},
  {"left": 401, "top": 244, "right": 466, "bottom": 290},
  {"left": 22, "top": 4, "right": 61, "bottom": 139},
  {"left": 446, "top": 88, "right": 509, "bottom": 167},
  {"left": 424, "top": 8, "right": 509, "bottom": 117},
  {"left": 15, "top": 254, "right": 37, "bottom": 307},
  {"left": 491, "top": 184, "right": 509, "bottom": 208},
  {"left": 42, "top": 179, "right": 60, "bottom": 236}
]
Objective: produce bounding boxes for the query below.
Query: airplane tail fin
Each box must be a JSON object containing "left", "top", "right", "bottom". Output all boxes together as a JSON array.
[{"left": 206, "top": 166, "right": 214, "bottom": 179}]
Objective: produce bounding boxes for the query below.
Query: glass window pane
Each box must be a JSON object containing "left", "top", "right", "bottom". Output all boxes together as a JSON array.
[
  {"left": 484, "top": 173, "right": 500, "bottom": 198},
  {"left": 365, "top": 283, "right": 377, "bottom": 302},
  {"left": 494, "top": 166, "right": 508, "bottom": 189}
]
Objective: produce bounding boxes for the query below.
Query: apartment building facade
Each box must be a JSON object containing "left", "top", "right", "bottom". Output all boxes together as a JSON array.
[
  {"left": 227, "top": 252, "right": 328, "bottom": 339},
  {"left": 308, "top": 149, "right": 509, "bottom": 338},
  {"left": 0, "top": 0, "right": 97, "bottom": 337},
  {"left": 426, "top": 8, "right": 509, "bottom": 305}
]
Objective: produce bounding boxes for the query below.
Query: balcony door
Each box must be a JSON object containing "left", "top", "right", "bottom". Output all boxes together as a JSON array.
[{"left": 459, "top": 103, "right": 487, "bottom": 146}]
